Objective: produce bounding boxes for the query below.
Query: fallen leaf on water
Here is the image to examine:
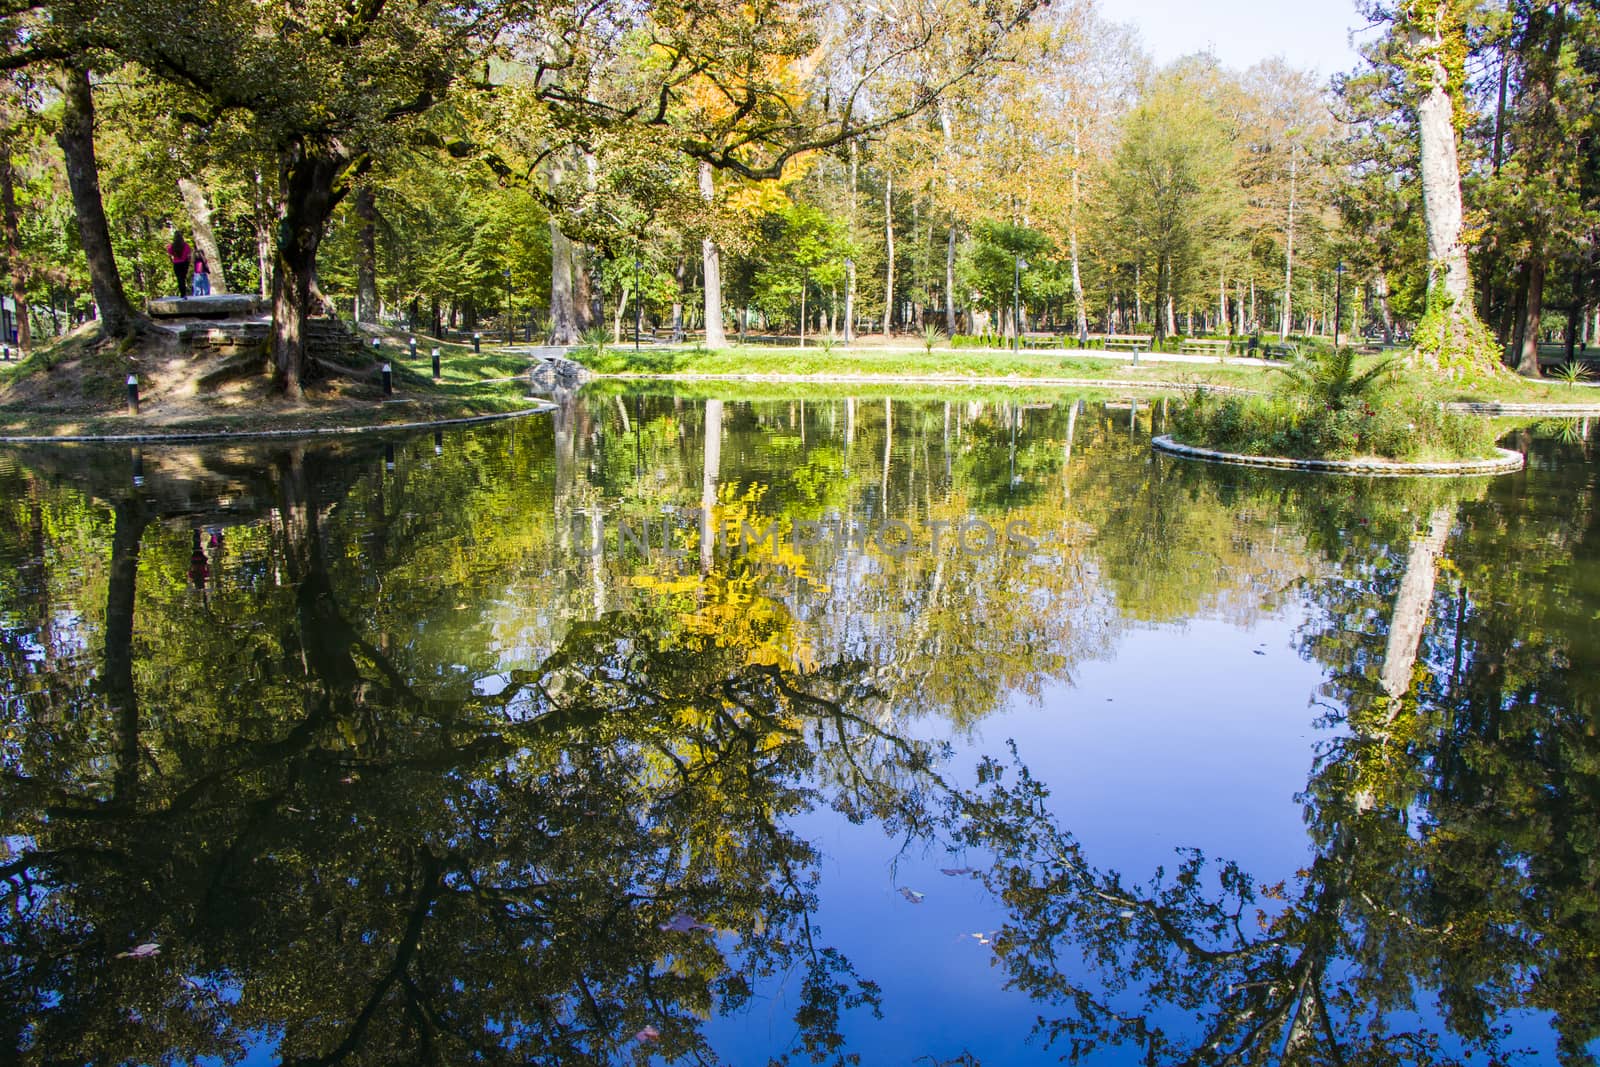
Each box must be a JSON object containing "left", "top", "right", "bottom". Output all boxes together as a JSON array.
[
  {"left": 1252, "top": 650, "right": 1266, "bottom": 656},
  {"left": 899, "top": 887, "right": 925, "bottom": 904},
  {"left": 340, "top": 776, "right": 357, "bottom": 785},
  {"left": 1118, "top": 909, "right": 1137, "bottom": 919},
  {"left": 967, "top": 932, "right": 993, "bottom": 946},
  {"left": 116, "top": 943, "right": 161, "bottom": 960},
  {"left": 658, "top": 913, "right": 715, "bottom": 933},
  {"left": 634, "top": 1025, "right": 661, "bottom": 1043},
  {"left": 940, "top": 867, "right": 977, "bottom": 877}
]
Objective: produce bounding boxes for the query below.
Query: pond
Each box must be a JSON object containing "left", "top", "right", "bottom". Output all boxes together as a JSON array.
[{"left": 1, "top": 390, "right": 1597, "bottom": 1066}]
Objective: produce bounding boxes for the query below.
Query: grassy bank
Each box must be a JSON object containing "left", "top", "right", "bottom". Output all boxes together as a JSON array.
[
  {"left": 0, "top": 327, "right": 544, "bottom": 439},
  {"left": 574, "top": 341, "right": 1600, "bottom": 406},
  {"left": 576, "top": 343, "right": 1271, "bottom": 390}
]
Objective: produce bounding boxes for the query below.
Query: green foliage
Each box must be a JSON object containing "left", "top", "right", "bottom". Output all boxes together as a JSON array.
[
  {"left": 920, "top": 325, "right": 948, "bottom": 353},
  {"left": 1171, "top": 348, "right": 1497, "bottom": 461},
  {"left": 1277, "top": 346, "right": 1396, "bottom": 411},
  {"left": 579, "top": 324, "right": 612, "bottom": 361},
  {"left": 1412, "top": 284, "right": 1503, "bottom": 378}
]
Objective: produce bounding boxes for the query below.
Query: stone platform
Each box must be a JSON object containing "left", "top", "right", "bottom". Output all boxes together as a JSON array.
[{"left": 149, "top": 294, "right": 269, "bottom": 318}]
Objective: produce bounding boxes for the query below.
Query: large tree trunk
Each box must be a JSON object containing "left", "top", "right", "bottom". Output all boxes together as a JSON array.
[
  {"left": 1, "top": 150, "right": 30, "bottom": 350},
  {"left": 548, "top": 228, "right": 580, "bottom": 345},
  {"left": 271, "top": 140, "right": 349, "bottom": 400},
  {"left": 1409, "top": 5, "right": 1492, "bottom": 370},
  {"left": 178, "top": 176, "right": 228, "bottom": 294},
  {"left": 55, "top": 66, "right": 143, "bottom": 338},
  {"left": 1516, "top": 254, "right": 1545, "bottom": 377},
  {"left": 573, "top": 245, "right": 599, "bottom": 333},
  {"left": 546, "top": 155, "right": 580, "bottom": 345},
  {"left": 699, "top": 161, "right": 727, "bottom": 348},
  {"left": 354, "top": 185, "right": 377, "bottom": 323}
]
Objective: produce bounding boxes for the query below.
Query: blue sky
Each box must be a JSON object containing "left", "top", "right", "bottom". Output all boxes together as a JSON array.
[{"left": 1106, "top": 0, "right": 1376, "bottom": 76}]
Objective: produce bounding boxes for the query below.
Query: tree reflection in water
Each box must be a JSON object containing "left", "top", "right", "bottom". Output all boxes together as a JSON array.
[{"left": 0, "top": 400, "right": 1596, "bottom": 1065}]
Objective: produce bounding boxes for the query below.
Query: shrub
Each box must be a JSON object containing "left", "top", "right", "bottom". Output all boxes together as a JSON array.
[{"left": 1169, "top": 350, "right": 1496, "bottom": 462}]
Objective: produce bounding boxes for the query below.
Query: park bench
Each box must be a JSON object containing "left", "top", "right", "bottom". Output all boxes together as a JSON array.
[
  {"left": 1021, "top": 332, "right": 1064, "bottom": 349},
  {"left": 1177, "top": 338, "right": 1231, "bottom": 358},
  {"left": 1102, "top": 334, "right": 1153, "bottom": 354},
  {"left": 1261, "top": 342, "right": 1298, "bottom": 360}
]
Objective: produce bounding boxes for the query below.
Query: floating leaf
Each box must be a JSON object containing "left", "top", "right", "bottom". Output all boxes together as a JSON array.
[
  {"left": 940, "top": 867, "right": 978, "bottom": 877},
  {"left": 899, "top": 887, "right": 925, "bottom": 904},
  {"left": 116, "top": 943, "right": 161, "bottom": 960},
  {"left": 659, "top": 913, "right": 714, "bottom": 933}
]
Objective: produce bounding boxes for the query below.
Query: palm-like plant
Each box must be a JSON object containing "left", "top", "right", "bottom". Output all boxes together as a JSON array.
[
  {"left": 1551, "top": 361, "right": 1593, "bottom": 389},
  {"left": 921, "top": 325, "right": 949, "bottom": 353},
  {"left": 579, "top": 325, "right": 611, "bottom": 360},
  {"left": 1277, "top": 347, "right": 1396, "bottom": 411}
]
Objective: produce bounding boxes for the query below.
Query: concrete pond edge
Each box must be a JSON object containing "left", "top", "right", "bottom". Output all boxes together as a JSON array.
[
  {"left": 0, "top": 403, "right": 555, "bottom": 445},
  {"left": 1151, "top": 435, "right": 1527, "bottom": 478}
]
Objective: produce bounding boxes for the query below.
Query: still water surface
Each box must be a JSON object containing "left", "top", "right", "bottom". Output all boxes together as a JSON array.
[{"left": 1, "top": 390, "right": 1597, "bottom": 1065}]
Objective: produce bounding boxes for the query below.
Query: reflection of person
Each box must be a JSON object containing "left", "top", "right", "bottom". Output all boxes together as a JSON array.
[
  {"left": 167, "top": 230, "right": 192, "bottom": 297},
  {"left": 192, "top": 252, "right": 211, "bottom": 296},
  {"left": 188, "top": 529, "right": 210, "bottom": 591}
]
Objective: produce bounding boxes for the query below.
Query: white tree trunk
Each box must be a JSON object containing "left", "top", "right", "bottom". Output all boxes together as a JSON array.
[
  {"left": 178, "top": 177, "right": 228, "bottom": 293},
  {"left": 1412, "top": 21, "right": 1474, "bottom": 309},
  {"left": 699, "top": 161, "right": 727, "bottom": 348}
]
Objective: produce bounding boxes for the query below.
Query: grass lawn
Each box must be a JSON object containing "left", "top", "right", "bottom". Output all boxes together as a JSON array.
[{"left": 576, "top": 341, "right": 1600, "bottom": 407}]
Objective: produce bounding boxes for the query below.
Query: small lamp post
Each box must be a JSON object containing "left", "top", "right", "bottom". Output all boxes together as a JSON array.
[
  {"left": 1333, "top": 261, "right": 1345, "bottom": 349},
  {"left": 1013, "top": 254, "right": 1029, "bottom": 355},
  {"left": 505, "top": 268, "right": 514, "bottom": 346}
]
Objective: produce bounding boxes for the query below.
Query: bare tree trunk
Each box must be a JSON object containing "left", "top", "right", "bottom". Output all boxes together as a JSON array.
[
  {"left": 1516, "top": 254, "right": 1545, "bottom": 377},
  {"left": 671, "top": 254, "right": 687, "bottom": 342},
  {"left": 699, "top": 161, "right": 727, "bottom": 348},
  {"left": 883, "top": 172, "right": 895, "bottom": 335},
  {"left": 354, "top": 185, "right": 377, "bottom": 322},
  {"left": 946, "top": 229, "right": 959, "bottom": 336},
  {"left": 1, "top": 150, "right": 31, "bottom": 350},
  {"left": 1377, "top": 272, "right": 1394, "bottom": 341},
  {"left": 547, "top": 157, "right": 581, "bottom": 345},
  {"left": 1281, "top": 151, "right": 1296, "bottom": 341},
  {"left": 844, "top": 139, "right": 858, "bottom": 344},
  {"left": 612, "top": 280, "right": 628, "bottom": 345},
  {"left": 178, "top": 176, "right": 229, "bottom": 294},
  {"left": 1217, "top": 271, "right": 1229, "bottom": 335},
  {"left": 55, "top": 65, "right": 143, "bottom": 338},
  {"left": 253, "top": 169, "right": 273, "bottom": 300}
]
